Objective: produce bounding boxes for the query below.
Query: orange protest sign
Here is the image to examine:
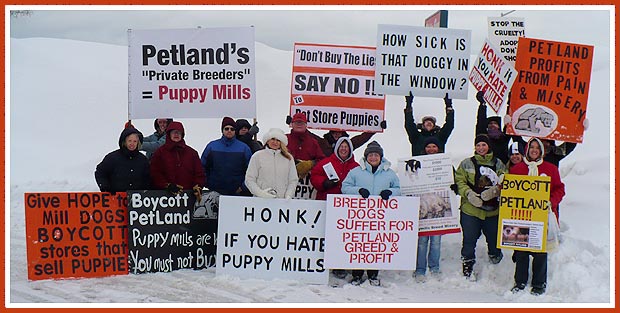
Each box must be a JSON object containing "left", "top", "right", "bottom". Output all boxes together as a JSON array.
[
  {"left": 24, "top": 192, "right": 129, "bottom": 280},
  {"left": 506, "top": 37, "right": 593, "bottom": 143},
  {"left": 290, "top": 43, "right": 386, "bottom": 132}
]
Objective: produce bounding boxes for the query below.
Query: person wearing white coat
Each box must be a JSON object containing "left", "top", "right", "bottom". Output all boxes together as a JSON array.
[{"left": 245, "top": 128, "right": 298, "bottom": 199}]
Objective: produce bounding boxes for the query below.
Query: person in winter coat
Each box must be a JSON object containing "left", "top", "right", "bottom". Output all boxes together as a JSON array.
[
  {"left": 141, "top": 118, "right": 172, "bottom": 159},
  {"left": 245, "top": 128, "right": 298, "bottom": 199},
  {"left": 455, "top": 134, "right": 507, "bottom": 279},
  {"left": 310, "top": 137, "right": 359, "bottom": 201},
  {"left": 286, "top": 112, "right": 326, "bottom": 179},
  {"left": 341, "top": 141, "right": 401, "bottom": 286},
  {"left": 201, "top": 117, "right": 252, "bottom": 196},
  {"left": 150, "top": 121, "right": 205, "bottom": 197},
  {"left": 506, "top": 141, "right": 526, "bottom": 170},
  {"left": 235, "top": 118, "right": 263, "bottom": 154},
  {"left": 95, "top": 127, "right": 150, "bottom": 193},
  {"left": 508, "top": 137, "right": 565, "bottom": 296},
  {"left": 414, "top": 136, "right": 445, "bottom": 283},
  {"left": 308, "top": 130, "right": 376, "bottom": 157},
  {"left": 404, "top": 92, "right": 454, "bottom": 156}
]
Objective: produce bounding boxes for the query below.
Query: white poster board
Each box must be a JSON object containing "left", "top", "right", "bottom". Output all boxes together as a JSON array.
[
  {"left": 128, "top": 27, "right": 256, "bottom": 119},
  {"left": 324, "top": 194, "right": 419, "bottom": 270},
  {"left": 397, "top": 154, "right": 460, "bottom": 236},
  {"left": 375, "top": 24, "right": 471, "bottom": 99},
  {"left": 488, "top": 17, "right": 525, "bottom": 66},
  {"left": 217, "top": 196, "right": 328, "bottom": 284}
]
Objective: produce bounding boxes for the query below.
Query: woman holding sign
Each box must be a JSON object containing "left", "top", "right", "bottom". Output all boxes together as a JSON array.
[
  {"left": 508, "top": 137, "right": 565, "bottom": 296},
  {"left": 341, "top": 141, "right": 401, "bottom": 286},
  {"left": 245, "top": 128, "right": 298, "bottom": 199}
]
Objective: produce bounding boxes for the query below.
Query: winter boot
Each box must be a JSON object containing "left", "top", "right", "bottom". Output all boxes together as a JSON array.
[
  {"left": 531, "top": 283, "right": 546, "bottom": 296},
  {"left": 350, "top": 276, "right": 364, "bottom": 286},
  {"left": 462, "top": 259, "right": 475, "bottom": 278},
  {"left": 368, "top": 273, "right": 381, "bottom": 286},
  {"left": 511, "top": 283, "right": 526, "bottom": 293},
  {"left": 489, "top": 251, "right": 503, "bottom": 264}
]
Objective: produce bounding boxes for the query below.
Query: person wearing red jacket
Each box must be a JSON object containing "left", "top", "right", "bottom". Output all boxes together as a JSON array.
[
  {"left": 310, "top": 136, "right": 359, "bottom": 201},
  {"left": 150, "top": 121, "right": 206, "bottom": 196},
  {"left": 286, "top": 112, "right": 326, "bottom": 179},
  {"left": 508, "top": 137, "right": 565, "bottom": 296}
]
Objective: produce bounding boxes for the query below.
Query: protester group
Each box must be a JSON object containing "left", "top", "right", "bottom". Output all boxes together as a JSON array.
[{"left": 94, "top": 85, "right": 588, "bottom": 295}]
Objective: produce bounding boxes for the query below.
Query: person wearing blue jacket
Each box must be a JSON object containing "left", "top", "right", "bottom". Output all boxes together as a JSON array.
[
  {"left": 341, "top": 141, "right": 401, "bottom": 287},
  {"left": 201, "top": 117, "right": 252, "bottom": 196}
]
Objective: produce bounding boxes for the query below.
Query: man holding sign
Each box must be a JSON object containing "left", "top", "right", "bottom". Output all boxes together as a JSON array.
[{"left": 508, "top": 137, "right": 565, "bottom": 296}]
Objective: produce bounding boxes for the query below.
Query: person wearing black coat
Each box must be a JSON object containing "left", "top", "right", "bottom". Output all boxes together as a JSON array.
[
  {"left": 95, "top": 128, "right": 151, "bottom": 193},
  {"left": 475, "top": 91, "right": 522, "bottom": 164},
  {"left": 404, "top": 92, "right": 455, "bottom": 156}
]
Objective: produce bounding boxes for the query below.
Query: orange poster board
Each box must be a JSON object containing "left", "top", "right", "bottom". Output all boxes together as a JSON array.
[
  {"left": 290, "top": 43, "right": 385, "bottom": 132},
  {"left": 24, "top": 192, "right": 129, "bottom": 280},
  {"left": 506, "top": 37, "right": 593, "bottom": 143}
]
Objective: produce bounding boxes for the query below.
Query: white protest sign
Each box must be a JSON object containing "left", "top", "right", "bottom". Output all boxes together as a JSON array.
[
  {"left": 128, "top": 27, "right": 256, "bottom": 119},
  {"left": 324, "top": 194, "right": 419, "bottom": 270},
  {"left": 293, "top": 175, "right": 317, "bottom": 200},
  {"left": 488, "top": 17, "right": 525, "bottom": 66},
  {"left": 469, "top": 39, "right": 518, "bottom": 113},
  {"left": 216, "top": 196, "right": 328, "bottom": 284},
  {"left": 322, "top": 163, "right": 339, "bottom": 181},
  {"left": 396, "top": 154, "right": 460, "bottom": 236},
  {"left": 375, "top": 24, "right": 471, "bottom": 99}
]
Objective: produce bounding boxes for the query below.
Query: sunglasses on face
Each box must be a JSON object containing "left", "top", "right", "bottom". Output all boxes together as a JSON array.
[{"left": 223, "top": 127, "right": 236, "bottom": 131}]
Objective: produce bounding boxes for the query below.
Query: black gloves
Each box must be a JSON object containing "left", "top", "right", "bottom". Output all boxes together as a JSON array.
[
  {"left": 405, "top": 91, "right": 414, "bottom": 109},
  {"left": 248, "top": 122, "right": 259, "bottom": 136},
  {"left": 286, "top": 115, "right": 292, "bottom": 125},
  {"left": 380, "top": 120, "right": 387, "bottom": 129},
  {"left": 380, "top": 189, "right": 392, "bottom": 200},
  {"left": 358, "top": 188, "right": 370, "bottom": 198},
  {"left": 450, "top": 183, "right": 459, "bottom": 194},
  {"left": 166, "top": 183, "right": 183, "bottom": 195},
  {"left": 323, "top": 179, "right": 339, "bottom": 190},
  {"left": 444, "top": 93, "right": 453, "bottom": 111},
  {"left": 476, "top": 90, "right": 486, "bottom": 105}
]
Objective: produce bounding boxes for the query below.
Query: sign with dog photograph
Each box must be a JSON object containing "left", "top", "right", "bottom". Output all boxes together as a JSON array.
[
  {"left": 127, "top": 190, "right": 217, "bottom": 274},
  {"left": 24, "top": 192, "right": 129, "bottom": 280},
  {"left": 497, "top": 174, "right": 551, "bottom": 252},
  {"left": 324, "top": 194, "right": 419, "bottom": 270},
  {"left": 396, "top": 154, "right": 460, "bottom": 236},
  {"left": 216, "top": 196, "right": 328, "bottom": 284},
  {"left": 505, "top": 37, "right": 593, "bottom": 143},
  {"left": 290, "top": 43, "right": 385, "bottom": 132}
]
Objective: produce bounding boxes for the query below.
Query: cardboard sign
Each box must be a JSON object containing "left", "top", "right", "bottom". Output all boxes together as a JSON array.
[
  {"left": 469, "top": 39, "right": 517, "bottom": 113},
  {"left": 506, "top": 37, "right": 593, "bottom": 143},
  {"left": 290, "top": 43, "right": 385, "bottom": 132},
  {"left": 128, "top": 27, "right": 256, "bottom": 119},
  {"left": 375, "top": 24, "right": 471, "bottom": 99},
  {"left": 216, "top": 196, "right": 328, "bottom": 284},
  {"left": 497, "top": 174, "right": 551, "bottom": 252},
  {"left": 127, "top": 190, "right": 218, "bottom": 274},
  {"left": 488, "top": 16, "right": 526, "bottom": 66},
  {"left": 397, "top": 154, "right": 460, "bottom": 236},
  {"left": 324, "top": 194, "right": 419, "bottom": 270},
  {"left": 25, "top": 192, "right": 129, "bottom": 280}
]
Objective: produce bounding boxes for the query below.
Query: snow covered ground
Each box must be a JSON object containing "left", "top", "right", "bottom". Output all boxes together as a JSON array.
[{"left": 7, "top": 20, "right": 613, "bottom": 307}]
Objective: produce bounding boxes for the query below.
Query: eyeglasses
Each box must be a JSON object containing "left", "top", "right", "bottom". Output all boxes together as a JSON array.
[{"left": 223, "top": 127, "right": 236, "bottom": 131}]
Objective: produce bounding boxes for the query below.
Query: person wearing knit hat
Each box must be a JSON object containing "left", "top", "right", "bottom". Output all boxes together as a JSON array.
[
  {"left": 422, "top": 136, "right": 442, "bottom": 154},
  {"left": 200, "top": 117, "right": 252, "bottom": 196},
  {"left": 236, "top": 118, "right": 263, "bottom": 154},
  {"left": 404, "top": 91, "right": 455, "bottom": 156},
  {"left": 454, "top": 128, "right": 507, "bottom": 280},
  {"left": 506, "top": 141, "right": 526, "bottom": 170},
  {"left": 508, "top": 137, "right": 565, "bottom": 295},
  {"left": 341, "top": 140, "right": 401, "bottom": 286},
  {"left": 245, "top": 128, "right": 298, "bottom": 199}
]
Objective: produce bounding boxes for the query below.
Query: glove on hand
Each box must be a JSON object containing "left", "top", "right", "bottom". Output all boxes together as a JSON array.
[
  {"left": 449, "top": 183, "right": 459, "bottom": 194},
  {"left": 193, "top": 185, "right": 203, "bottom": 202},
  {"left": 285, "top": 115, "right": 292, "bottom": 125},
  {"left": 380, "top": 120, "right": 387, "bottom": 129},
  {"left": 322, "top": 178, "right": 339, "bottom": 190},
  {"left": 466, "top": 190, "right": 483, "bottom": 208},
  {"left": 476, "top": 90, "right": 486, "bottom": 104},
  {"left": 166, "top": 183, "right": 183, "bottom": 195},
  {"left": 405, "top": 91, "right": 414, "bottom": 108},
  {"left": 358, "top": 188, "right": 370, "bottom": 198},
  {"left": 256, "top": 188, "right": 277, "bottom": 199},
  {"left": 444, "top": 93, "right": 453, "bottom": 108},
  {"left": 379, "top": 189, "right": 392, "bottom": 200},
  {"left": 295, "top": 160, "right": 314, "bottom": 179},
  {"left": 249, "top": 122, "right": 260, "bottom": 136},
  {"left": 480, "top": 185, "right": 500, "bottom": 201}
]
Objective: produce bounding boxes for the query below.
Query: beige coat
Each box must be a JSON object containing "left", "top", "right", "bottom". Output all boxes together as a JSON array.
[{"left": 245, "top": 148, "right": 298, "bottom": 199}]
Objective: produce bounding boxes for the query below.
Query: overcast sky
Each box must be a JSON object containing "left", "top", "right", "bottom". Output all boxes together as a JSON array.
[{"left": 8, "top": 6, "right": 612, "bottom": 52}]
